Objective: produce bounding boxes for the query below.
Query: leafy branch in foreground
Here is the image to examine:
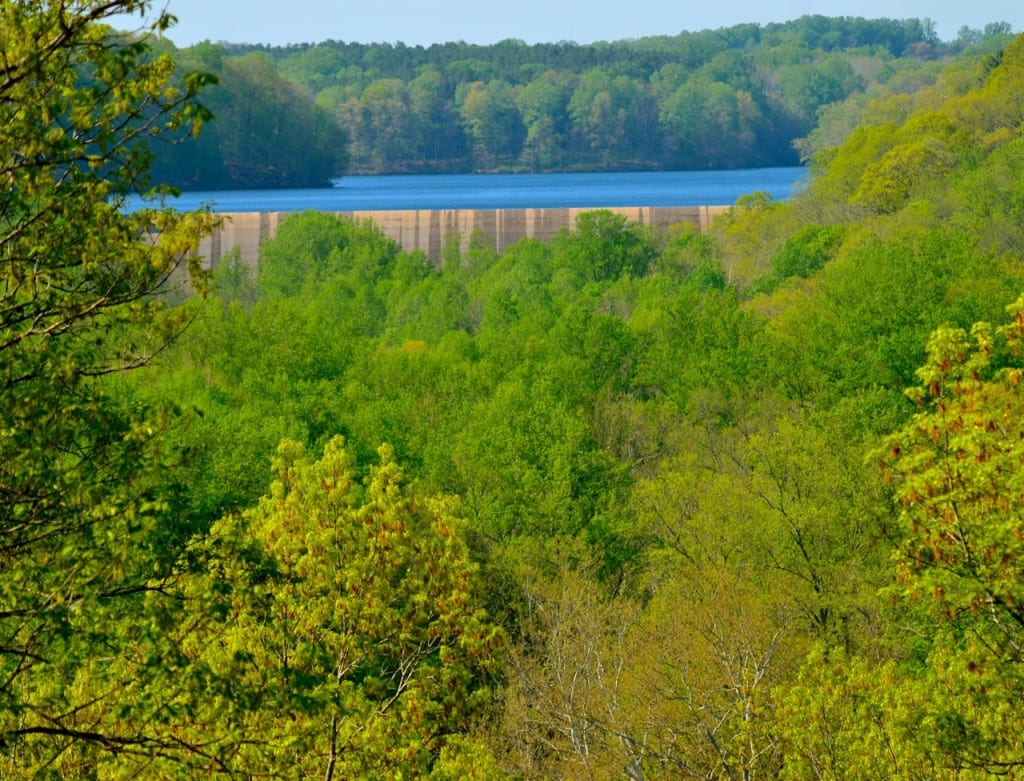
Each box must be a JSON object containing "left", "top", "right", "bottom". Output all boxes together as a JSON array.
[{"left": 0, "top": 1, "right": 217, "bottom": 773}]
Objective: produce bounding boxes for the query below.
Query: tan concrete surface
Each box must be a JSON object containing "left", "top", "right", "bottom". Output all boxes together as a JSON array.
[{"left": 196, "top": 206, "right": 730, "bottom": 268}]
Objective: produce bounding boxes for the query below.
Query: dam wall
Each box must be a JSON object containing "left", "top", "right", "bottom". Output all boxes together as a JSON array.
[{"left": 197, "top": 206, "right": 730, "bottom": 268}]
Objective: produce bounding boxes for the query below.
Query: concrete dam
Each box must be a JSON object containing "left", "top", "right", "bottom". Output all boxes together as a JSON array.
[{"left": 197, "top": 206, "right": 730, "bottom": 267}]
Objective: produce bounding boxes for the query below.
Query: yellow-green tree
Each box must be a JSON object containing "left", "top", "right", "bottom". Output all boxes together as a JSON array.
[
  {"left": 886, "top": 302, "right": 1024, "bottom": 644},
  {"left": 172, "top": 437, "right": 504, "bottom": 778},
  {"left": 878, "top": 298, "right": 1024, "bottom": 774},
  {"left": 779, "top": 295, "right": 1024, "bottom": 778}
]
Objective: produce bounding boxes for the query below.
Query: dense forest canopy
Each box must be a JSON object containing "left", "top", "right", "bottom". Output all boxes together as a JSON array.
[
  {"left": 151, "top": 15, "right": 1015, "bottom": 186},
  {"left": 148, "top": 42, "right": 349, "bottom": 189},
  {"left": 5, "top": 1, "right": 1024, "bottom": 777}
]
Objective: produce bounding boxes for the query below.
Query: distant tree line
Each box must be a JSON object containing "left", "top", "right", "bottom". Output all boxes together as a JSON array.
[
  {"left": 235, "top": 16, "right": 1011, "bottom": 174},
  {"left": 149, "top": 15, "right": 1013, "bottom": 187}
]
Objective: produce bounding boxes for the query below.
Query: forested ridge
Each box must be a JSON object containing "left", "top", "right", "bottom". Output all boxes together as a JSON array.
[
  {"left": 5, "top": 1, "right": 1024, "bottom": 778},
  {"left": 270, "top": 16, "right": 1007, "bottom": 173},
  {"left": 153, "top": 16, "right": 1014, "bottom": 185}
]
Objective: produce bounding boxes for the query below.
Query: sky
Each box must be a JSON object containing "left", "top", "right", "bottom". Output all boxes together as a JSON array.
[{"left": 122, "top": 0, "right": 1022, "bottom": 49}]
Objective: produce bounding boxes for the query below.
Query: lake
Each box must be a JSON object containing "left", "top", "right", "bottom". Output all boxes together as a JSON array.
[{"left": 137, "top": 168, "right": 807, "bottom": 213}]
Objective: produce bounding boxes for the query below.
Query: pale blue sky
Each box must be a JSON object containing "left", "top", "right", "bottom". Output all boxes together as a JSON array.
[{"left": 123, "top": 0, "right": 1021, "bottom": 47}]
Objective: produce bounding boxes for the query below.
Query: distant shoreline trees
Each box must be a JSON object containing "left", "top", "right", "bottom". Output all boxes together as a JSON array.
[
  {"left": 148, "top": 16, "right": 1014, "bottom": 188},
  {"left": 164, "top": 16, "right": 1014, "bottom": 182}
]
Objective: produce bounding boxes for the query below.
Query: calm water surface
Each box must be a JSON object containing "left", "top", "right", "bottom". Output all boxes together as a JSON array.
[{"left": 137, "top": 168, "right": 807, "bottom": 213}]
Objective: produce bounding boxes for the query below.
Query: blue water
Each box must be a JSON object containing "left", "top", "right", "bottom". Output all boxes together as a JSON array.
[{"left": 132, "top": 168, "right": 807, "bottom": 213}]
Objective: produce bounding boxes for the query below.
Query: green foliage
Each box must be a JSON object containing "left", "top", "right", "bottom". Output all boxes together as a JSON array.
[
  {"left": 30, "top": 24, "right": 1024, "bottom": 777},
  {"left": 629, "top": 282, "right": 757, "bottom": 408},
  {"left": 0, "top": 0, "right": 217, "bottom": 770},
  {"left": 777, "top": 299, "right": 1024, "bottom": 779},
  {"left": 153, "top": 48, "right": 348, "bottom": 188},
  {"left": 776, "top": 646, "right": 940, "bottom": 780},
  {"left": 553, "top": 209, "right": 659, "bottom": 282},
  {"left": 457, "top": 79, "right": 525, "bottom": 169},
  {"left": 753, "top": 227, "right": 1024, "bottom": 424},
  {"left": 883, "top": 300, "right": 1024, "bottom": 654},
  {"left": 169, "top": 437, "right": 504, "bottom": 778},
  {"left": 216, "top": 15, "right": 963, "bottom": 175},
  {"left": 258, "top": 211, "right": 401, "bottom": 298},
  {"left": 759, "top": 223, "right": 846, "bottom": 291},
  {"left": 850, "top": 115, "right": 969, "bottom": 213}
]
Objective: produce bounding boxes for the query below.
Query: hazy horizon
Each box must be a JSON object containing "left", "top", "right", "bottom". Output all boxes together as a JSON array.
[{"left": 115, "top": 0, "right": 1021, "bottom": 48}]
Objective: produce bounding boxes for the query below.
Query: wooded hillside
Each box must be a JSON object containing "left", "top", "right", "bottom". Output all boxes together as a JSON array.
[
  {"left": 273, "top": 15, "right": 957, "bottom": 172},
  {"left": 152, "top": 16, "right": 1014, "bottom": 185}
]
